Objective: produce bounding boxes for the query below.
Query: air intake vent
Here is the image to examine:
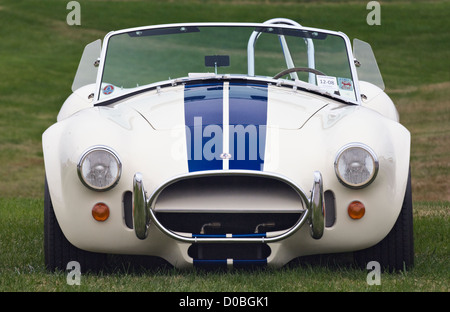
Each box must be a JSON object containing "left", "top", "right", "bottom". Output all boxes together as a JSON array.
[
  {"left": 324, "top": 190, "right": 336, "bottom": 227},
  {"left": 123, "top": 191, "right": 133, "bottom": 229},
  {"left": 154, "top": 175, "right": 306, "bottom": 235}
]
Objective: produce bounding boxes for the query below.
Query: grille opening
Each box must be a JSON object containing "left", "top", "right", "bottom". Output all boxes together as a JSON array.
[
  {"left": 324, "top": 190, "right": 336, "bottom": 227},
  {"left": 153, "top": 175, "right": 306, "bottom": 235},
  {"left": 123, "top": 191, "right": 133, "bottom": 229},
  {"left": 155, "top": 212, "right": 302, "bottom": 235},
  {"left": 188, "top": 243, "right": 271, "bottom": 260}
]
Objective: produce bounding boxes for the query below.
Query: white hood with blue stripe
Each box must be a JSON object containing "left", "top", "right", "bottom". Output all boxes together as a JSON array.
[{"left": 127, "top": 81, "right": 328, "bottom": 173}]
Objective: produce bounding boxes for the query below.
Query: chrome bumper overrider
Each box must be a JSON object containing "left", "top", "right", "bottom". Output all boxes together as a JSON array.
[{"left": 133, "top": 170, "right": 324, "bottom": 243}]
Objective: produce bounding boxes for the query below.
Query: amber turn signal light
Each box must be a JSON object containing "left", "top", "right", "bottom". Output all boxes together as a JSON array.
[
  {"left": 348, "top": 201, "right": 365, "bottom": 219},
  {"left": 92, "top": 203, "right": 110, "bottom": 221}
]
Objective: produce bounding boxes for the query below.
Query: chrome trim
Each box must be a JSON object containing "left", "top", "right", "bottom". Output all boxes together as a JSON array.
[
  {"left": 154, "top": 207, "right": 304, "bottom": 213},
  {"left": 334, "top": 142, "right": 379, "bottom": 189},
  {"left": 77, "top": 145, "right": 122, "bottom": 192},
  {"left": 133, "top": 173, "right": 149, "bottom": 239},
  {"left": 133, "top": 170, "right": 325, "bottom": 242},
  {"left": 309, "top": 171, "right": 324, "bottom": 239}
]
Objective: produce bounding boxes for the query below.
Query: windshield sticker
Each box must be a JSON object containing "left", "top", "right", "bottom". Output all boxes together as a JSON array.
[
  {"left": 338, "top": 78, "right": 353, "bottom": 91},
  {"left": 103, "top": 85, "right": 115, "bottom": 95},
  {"left": 317, "top": 75, "right": 339, "bottom": 93}
]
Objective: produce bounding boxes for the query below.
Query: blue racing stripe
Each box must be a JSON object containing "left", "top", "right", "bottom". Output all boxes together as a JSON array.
[
  {"left": 184, "top": 82, "right": 268, "bottom": 172},
  {"left": 233, "top": 259, "right": 267, "bottom": 265},
  {"left": 231, "top": 233, "right": 266, "bottom": 238},
  {"left": 228, "top": 83, "right": 268, "bottom": 171},
  {"left": 192, "top": 234, "right": 227, "bottom": 238},
  {"left": 184, "top": 83, "right": 223, "bottom": 172},
  {"left": 193, "top": 259, "right": 267, "bottom": 268},
  {"left": 191, "top": 233, "right": 266, "bottom": 238},
  {"left": 193, "top": 259, "right": 227, "bottom": 269}
]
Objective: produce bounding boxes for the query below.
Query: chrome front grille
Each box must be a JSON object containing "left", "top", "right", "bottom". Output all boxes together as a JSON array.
[
  {"left": 133, "top": 170, "right": 323, "bottom": 243},
  {"left": 153, "top": 174, "right": 306, "bottom": 236}
]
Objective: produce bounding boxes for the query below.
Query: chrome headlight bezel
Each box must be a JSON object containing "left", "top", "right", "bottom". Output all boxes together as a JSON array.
[
  {"left": 334, "top": 143, "right": 379, "bottom": 189},
  {"left": 77, "top": 146, "right": 122, "bottom": 192}
]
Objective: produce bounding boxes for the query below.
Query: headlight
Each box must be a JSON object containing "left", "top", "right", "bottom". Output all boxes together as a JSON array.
[
  {"left": 334, "top": 143, "right": 379, "bottom": 189},
  {"left": 77, "top": 146, "right": 122, "bottom": 191}
]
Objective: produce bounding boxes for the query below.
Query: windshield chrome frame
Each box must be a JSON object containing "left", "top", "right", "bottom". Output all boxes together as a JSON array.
[{"left": 93, "top": 22, "right": 361, "bottom": 105}]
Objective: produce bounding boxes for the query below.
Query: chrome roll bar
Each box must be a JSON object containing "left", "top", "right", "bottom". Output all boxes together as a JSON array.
[{"left": 247, "top": 18, "right": 316, "bottom": 84}]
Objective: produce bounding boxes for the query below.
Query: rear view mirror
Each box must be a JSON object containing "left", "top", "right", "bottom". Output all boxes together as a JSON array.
[{"left": 205, "top": 55, "right": 230, "bottom": 74}]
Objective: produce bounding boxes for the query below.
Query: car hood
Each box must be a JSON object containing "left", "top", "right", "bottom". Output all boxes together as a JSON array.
[{"left": 126, "top": 82, "right": 329, "bottom": 131}]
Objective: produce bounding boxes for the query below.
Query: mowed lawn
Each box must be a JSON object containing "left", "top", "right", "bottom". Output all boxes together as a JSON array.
[{"left": 0, "top": 0, "right": 448, "bottom": 293}]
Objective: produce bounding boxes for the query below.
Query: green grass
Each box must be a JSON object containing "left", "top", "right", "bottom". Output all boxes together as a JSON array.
[
  {"left": 0, "top": 0, "right": 449, "bottom": 292},
  {"left": 0, "top": 198, "right": 448, "bottom": 292}
]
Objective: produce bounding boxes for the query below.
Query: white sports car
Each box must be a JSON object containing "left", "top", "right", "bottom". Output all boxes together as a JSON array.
[{"left": 43, "top": 18, "right": 413, "bottom": 272}]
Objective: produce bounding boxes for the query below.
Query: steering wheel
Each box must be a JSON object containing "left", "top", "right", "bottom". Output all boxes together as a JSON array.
[{"left": 273, "top": 67, "right": 326, "bottom": 80}]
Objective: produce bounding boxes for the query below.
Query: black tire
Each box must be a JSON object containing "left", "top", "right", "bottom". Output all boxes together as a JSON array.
[
  {"left": 44, "top": 179, "right": 106, "bottom": 273},
  {"left": 354, "top": 169, "right": 414, "bottom": 272}
]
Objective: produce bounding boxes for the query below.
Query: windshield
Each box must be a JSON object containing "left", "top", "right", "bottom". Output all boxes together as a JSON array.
[{"left": 98, "top": 24, "right": 357, "bottom": 103}]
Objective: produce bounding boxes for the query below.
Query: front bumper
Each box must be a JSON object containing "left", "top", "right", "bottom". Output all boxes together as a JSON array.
[{"left": 133, "top": 170, "right": 324, "bottom": 244}]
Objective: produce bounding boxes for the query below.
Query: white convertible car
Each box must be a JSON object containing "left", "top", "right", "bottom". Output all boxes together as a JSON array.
[{"left": 43, "top": 19, "right": 413, "bottom": 272}]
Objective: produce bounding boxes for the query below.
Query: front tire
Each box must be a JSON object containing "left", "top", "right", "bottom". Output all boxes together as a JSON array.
[
  {"left": 44, "top": 179, "right": 106, "bottom": 273},
  {"left": 354, "top": 169, "right": 414, "bottom": 272}
]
